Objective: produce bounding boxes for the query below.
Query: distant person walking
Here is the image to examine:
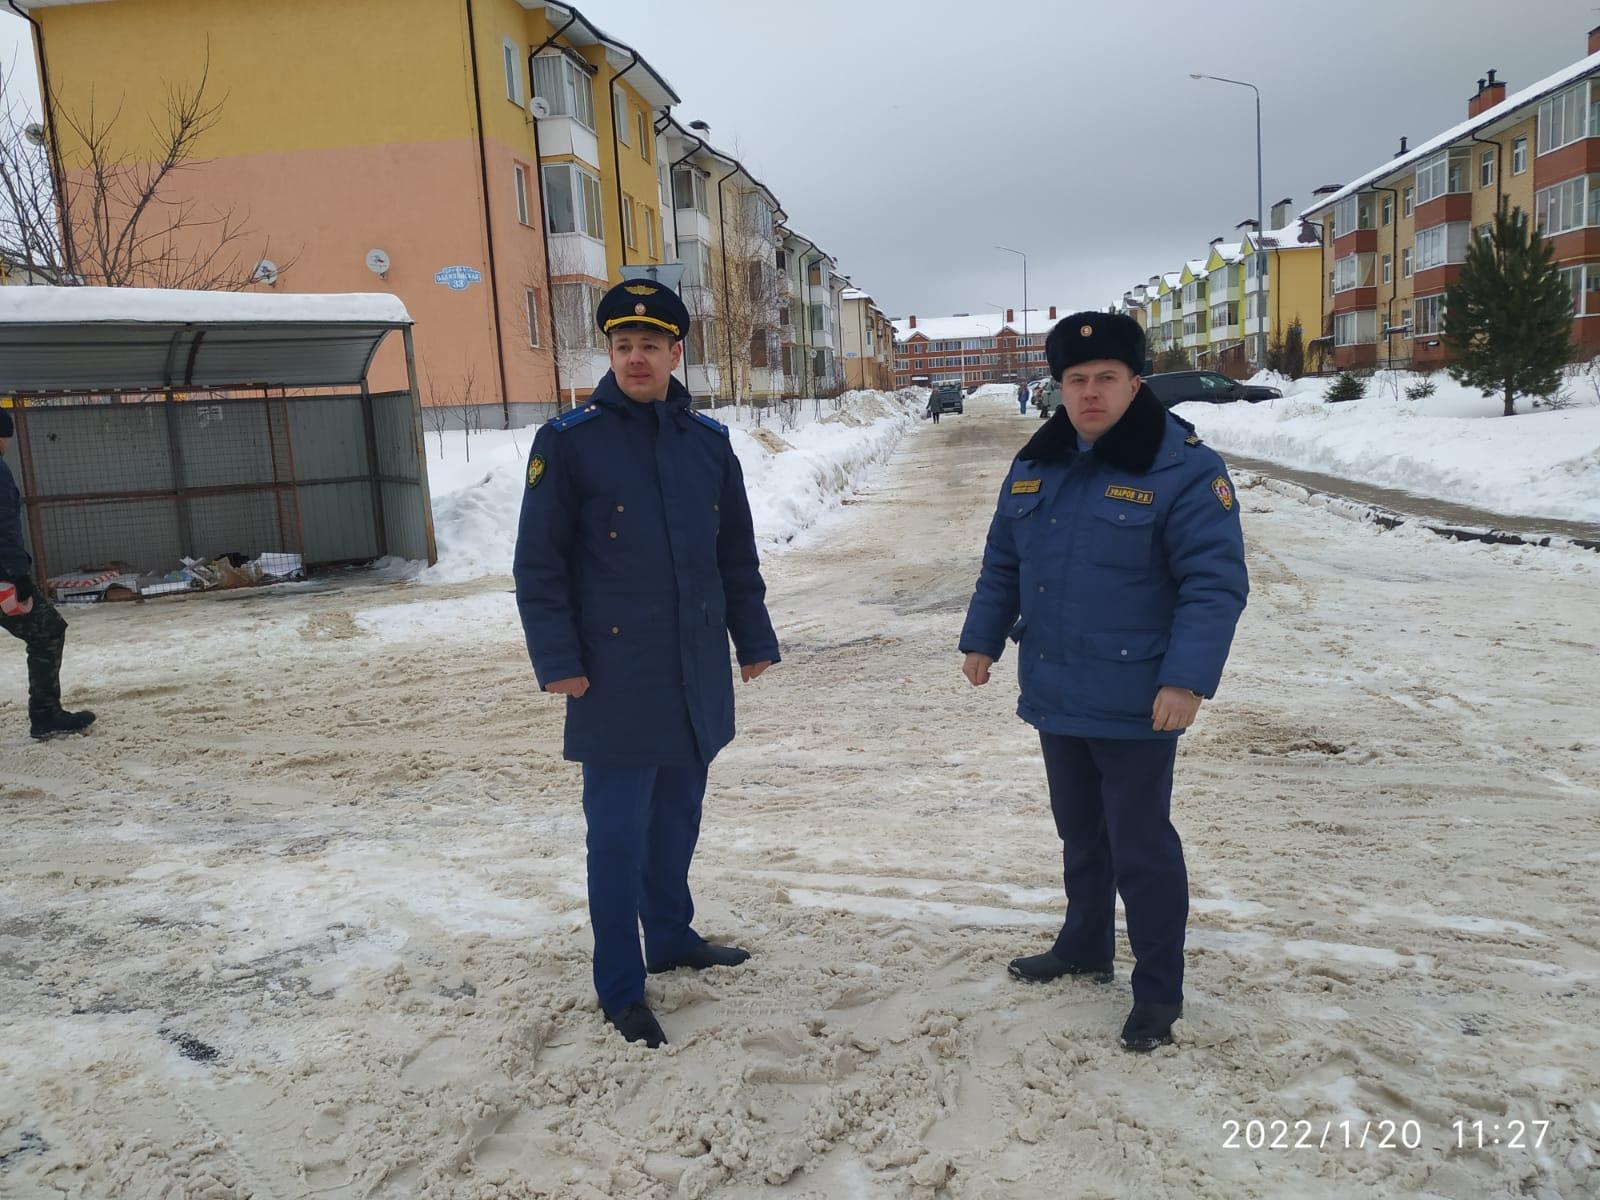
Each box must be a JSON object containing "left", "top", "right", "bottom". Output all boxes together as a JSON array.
[{"left": 1018, "top": 382, "right": 1029, "bottom": 415}]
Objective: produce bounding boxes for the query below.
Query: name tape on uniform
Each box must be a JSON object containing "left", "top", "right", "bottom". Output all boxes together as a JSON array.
[
  {"left": 1010, "top": 479, "right": 1042, "bottom": 495},
  {"left": 1105, "top": 485, "right": 1154, "bottom": 505}
]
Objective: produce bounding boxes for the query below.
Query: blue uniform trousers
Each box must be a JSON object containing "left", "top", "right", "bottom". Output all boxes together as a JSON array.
[
  {"left": 581, "top": 762, "right": 709, "bottom": 1012},
  {"left": 1040, "top": 733, "right": 1187, "bottom": 1004}
]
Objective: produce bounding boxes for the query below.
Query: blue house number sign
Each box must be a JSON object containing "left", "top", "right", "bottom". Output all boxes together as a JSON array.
[{"left": 435, "top": 266, "right": 483, "bottom": 291}]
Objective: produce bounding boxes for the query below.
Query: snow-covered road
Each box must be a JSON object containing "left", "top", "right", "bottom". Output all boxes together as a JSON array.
[{"left": 3, "top": 388, "right": 1599, "bottom": 1198}]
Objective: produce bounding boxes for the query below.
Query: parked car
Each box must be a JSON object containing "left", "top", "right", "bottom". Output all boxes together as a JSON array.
[
  {"left": 928, "top": 383, "right": 964, "bottom": 415},
  {"left": 1143, "top": 370, "right": 1283, "bottom": 407},
  {"left": 1031, "top": 377, "right": 1060, "bottom": 418}
]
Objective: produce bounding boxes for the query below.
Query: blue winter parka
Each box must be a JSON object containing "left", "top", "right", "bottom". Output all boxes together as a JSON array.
[
  {"left": 513, "top": 371, "right": 780, "bottom": 767},
  {"left": 958, "top": 385, "right": 1249, "bottom": 740}
]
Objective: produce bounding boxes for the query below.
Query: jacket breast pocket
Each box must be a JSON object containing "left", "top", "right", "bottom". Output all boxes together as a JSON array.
[{"left": 1087, "top": 507, "right": 1156, "bottom": 570}]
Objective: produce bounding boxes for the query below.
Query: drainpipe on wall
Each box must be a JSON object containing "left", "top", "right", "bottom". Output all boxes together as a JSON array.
[
  {"left": 1372, "top": 184, "right": 1400, "bottom": 371},
  {"left": 464, "top": 0, "right": 514, "bottom": 429},
  {"left": 7, "top": 0, "right": 74, "bottom": 279},
  {"left": 527, "top": 14, "right": 580, "bottom": 409},
  {"left": 609, "top": 52, "right": 641, "bottom": 270}
]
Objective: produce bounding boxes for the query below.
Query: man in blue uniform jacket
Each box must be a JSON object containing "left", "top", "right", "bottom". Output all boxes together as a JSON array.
[
  {"left": 958, "top": 311, "right": 1248, "bottom": 1052},
  {"left": 513, "top": 279, "right": 780, "bottom": 1049}
]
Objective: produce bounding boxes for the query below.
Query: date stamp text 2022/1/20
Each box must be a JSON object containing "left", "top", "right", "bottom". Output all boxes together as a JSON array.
[{"left": 1222, "top": 1118, "right": 1553, "bottom": 1152}]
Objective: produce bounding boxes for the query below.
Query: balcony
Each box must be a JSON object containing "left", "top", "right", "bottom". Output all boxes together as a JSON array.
[
  {"left": 674, "top": 209, "right": 713, "bottom": 243},
  {"left": 538, "top": 117, "right": 601, "bottom": 171},
  {"left": 548, "top": 233, "right": 607, "bottom": 281}
]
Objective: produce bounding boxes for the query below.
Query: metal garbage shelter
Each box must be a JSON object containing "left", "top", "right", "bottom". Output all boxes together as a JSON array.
[{"left": 0, "top": 287, "right": 436, "bottom": 593}]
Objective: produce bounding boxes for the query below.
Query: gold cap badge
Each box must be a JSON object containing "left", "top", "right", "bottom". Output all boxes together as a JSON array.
[
  {"left": 634, "top": 302, "right": 647, "bottom": 315},
  {"left": 1080, "top": 324, "right": 1093, "bottom": 336}
]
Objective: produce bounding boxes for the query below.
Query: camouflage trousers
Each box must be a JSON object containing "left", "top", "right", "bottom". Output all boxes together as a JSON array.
[{"left": 1, "top": 580, "right": 67, "bottom": 719}]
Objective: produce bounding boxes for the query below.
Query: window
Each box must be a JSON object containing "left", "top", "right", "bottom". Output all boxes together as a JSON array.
[
  {"left": 532, "top": 52, "right": 596, "bottom": 130},
  {"left": 1513, "top": 135, "right": 1528, "bottom": 175},
  {"left": 1333, "top": 252, "right": 1373, "bottom": 293},
  {"left": 1208, "top": 300, "right": 1239, "bottom": 328},
  {"left": 1381, "top": 193, "right": 1393, "bottom": 226},
  {"left": 513, "top": 163, "right": 531, "bottom": 225},
  {"left": 1415, "top": 149, "right": 1470, "bottom": 205},
  {"left": 1538, "top": 80, "right": 1595, "bottom": 155},
  {"left": 614, "top": 86, "right": 630, "bottom": 145},
  {"left": 1415, "top": 223, "right": 1469, "bottom": 270},
  {"left": 1402, "top": 186, "right": 1414, "bottom": 217},
  {"left": 810, "top": 305, "right": 825, "bottom": 333},
  {"left": 1480, "top": 149, "right": 1495, "bottom": 189},
  {"left": 636, "top": 110, "right": 651, "bottom": 160},
  {"left": 1402, "top": 247, "right": 1413, "bottom": 278},
  {"left": 1382, "top": 254, "right": 1393, "bottom": 285},
  {"left": 553, "top": 281, "right": 605, "bottom": 350},
  {"left": 1559, "top": 264, "right": 1600, "bottom": 314},
  {"left": 644, "top": 206, "right": 657, "bottom": 258},
  {"left": 672, "top": 168, "right": 708, "bottom": 213},
  {"left": 542, "top": 163, "right": 603, "bottom": 238},
  {"left": 1535, "top": 175, "right": 1600, "bottom": 234},
  {"left": 1333, "top": 194, "right": 1374, "bottom": 234},
  {"left": 1334, "top": 310, "right": 1377, "bottom": 345},
  {"left": 1414, "top": 294, "right": 1445, "bottom": 336},
  {"left": 502, "top": 38, "right": 522, "bottom": 104},
  {"left": 622, "top": 195, "right": 636, "bottom": 249},
  {"left": 524, "top": 287, "right": 541, "bottom": 347},
  {"left": 678, "top": 238, "right": 712, "bottom": 287}
]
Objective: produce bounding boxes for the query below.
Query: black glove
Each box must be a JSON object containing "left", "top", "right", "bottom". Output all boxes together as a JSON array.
[{"left": 3, "top": 575, "right": 35, "bottom": 603}]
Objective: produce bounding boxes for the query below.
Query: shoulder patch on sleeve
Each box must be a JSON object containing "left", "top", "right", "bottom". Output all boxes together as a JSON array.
[
  {"left": 547, "top": 404, "right": 604, "bottom": 432},
  {"left": 688, "top": 409, "right": 730, "bottom": 436},
  {"left": 1211, "top": 475, "right": 1234, "bottom": 511}
]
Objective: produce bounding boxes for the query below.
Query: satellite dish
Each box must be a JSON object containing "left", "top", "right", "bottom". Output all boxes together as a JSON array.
[
  {"left": 253, "top": 259, "right": 279, "bottom": 286},
  {"left": 528, "top": 95, "right": 551, "bottom": 120},
  {"left": 23, "top": 123, "right": 46, "bottom": 147},
  {"left": 365, "top": 249, "right": 391, "bottom": 277}
]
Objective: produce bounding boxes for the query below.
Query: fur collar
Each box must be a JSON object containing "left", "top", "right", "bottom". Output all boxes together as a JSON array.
[{"left": 1016, "top": 383, "right": 1181, "bottom": 473}]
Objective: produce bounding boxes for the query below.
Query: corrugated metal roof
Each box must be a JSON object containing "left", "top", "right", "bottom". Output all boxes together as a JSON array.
[{"left": 0, "top": 288, "right": 410, "bottom": 395}]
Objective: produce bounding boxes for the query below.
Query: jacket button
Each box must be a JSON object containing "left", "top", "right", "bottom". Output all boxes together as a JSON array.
[
  {"left": 616, "top": 505, "right": 625, "bottom": 513},
  {"left": 713, "top": 503, "right": 719, "bottom": 511},
  {"left": 612, "top": 626, "right": 620, "bottom": 635},
  {"left": 1038, "top": 585, "right": 1045, "bottom": 592},
  {"left": 1120, "top": 648, "right": 1128, "bottom": 656},
  {"left": 1118, "top": 513, "right": 1127, "bottom": 522},
  {"left": 1050, "top": 518, "right": 1057, "bottom": 524},
  {"left": 609, "top": 531, "right": 618, "bottom": 540}
]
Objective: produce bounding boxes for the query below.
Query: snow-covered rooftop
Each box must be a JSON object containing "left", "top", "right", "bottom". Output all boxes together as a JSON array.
[
  {"left": 1304, "top": 49, "right": 1600, "bottom": 217},
  {"left": 1250, "top": 218, "right": 1323, "bottom": 250},
  {"left": 0, "top": 286, "right": 413, "bottom": 326},
  {"left": 891, "top": 308, "right": 1076, "bottom": 342}
]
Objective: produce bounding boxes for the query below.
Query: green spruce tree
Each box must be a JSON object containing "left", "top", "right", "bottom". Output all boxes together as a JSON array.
[{"left": 1443, "top": 203, "right": 1573, "bottom": 416}]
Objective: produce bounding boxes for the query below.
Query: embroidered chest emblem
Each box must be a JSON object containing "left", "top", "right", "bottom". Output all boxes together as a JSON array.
[
  {"left": 1105, "top": 485, "right": 1154, "bottom": 505},
  {"left": 1010, "top": 479, "right": 1042, "bottom": 495},
  {"left": 1212, "top": 476, "right": 1233, "bottom": 511}
]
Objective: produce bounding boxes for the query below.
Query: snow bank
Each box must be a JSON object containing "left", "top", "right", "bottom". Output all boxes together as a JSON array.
[
  {"left": 416, "top": 389, "right": 919, "bottom": 583},
  {"left": 1178, "top": 369, "right": 1600, "bottom": 521}
]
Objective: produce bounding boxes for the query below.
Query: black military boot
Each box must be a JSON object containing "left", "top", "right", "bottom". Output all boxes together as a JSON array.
[
  {"left": 647, "top": 942, "right": 751, "bottom": 974},
  {"left": 29, "top": 707, "right": 96, "bottom": 741},
  {"left": 604, "top": 1002, "right": 666, "bottom": 1048},
  {"left": 1120, "top": 1001, "right": 1183, "bottom": 1052},
  {"left": 1007, "top": 949, "right": 1113, "bottom": 984}
]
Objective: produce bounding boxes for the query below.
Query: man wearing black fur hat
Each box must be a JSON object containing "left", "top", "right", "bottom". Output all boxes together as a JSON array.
[
  {"left": 958, "top": 311, "right": 1248, "bottom": 1052},
  {"left": 0, "top": 408, "right": 96, "bottom": 741}
]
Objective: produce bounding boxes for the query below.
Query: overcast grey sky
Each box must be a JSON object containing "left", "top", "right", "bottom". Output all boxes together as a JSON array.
[{"left": 5, "top": 0, "right": 1598, "bottom": 319}]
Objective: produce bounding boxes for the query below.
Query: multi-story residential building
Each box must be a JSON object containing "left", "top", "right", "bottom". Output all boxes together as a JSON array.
[
  {"left": 780, "top": 228, "right": 847, "bottom": 396},
  {"left": 840, "top": 288, "right": 896, "bottom": 390},
  {"left": 1305, "top": 27, "right": 1600, "bottom": 370},
  {"left": 17, "top": 0, "right": 679, "bottom": 424},
  {"left": 1128, "top": 201, "right": 1321, "bottom": 372},
  {"left": 891, "top": 308, "right": 1061, "bottom": 388},
  {"left": 1241, "top": 203, "right": 1324, "bottom": 366}
]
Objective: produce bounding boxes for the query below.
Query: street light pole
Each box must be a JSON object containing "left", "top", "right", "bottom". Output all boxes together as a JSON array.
[
  {"left": 1190, "top": 73, "right": 1263, "bottom": 240},
  {"left": 995, "top": 244, "right": 1028, "bottom": 378}
]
